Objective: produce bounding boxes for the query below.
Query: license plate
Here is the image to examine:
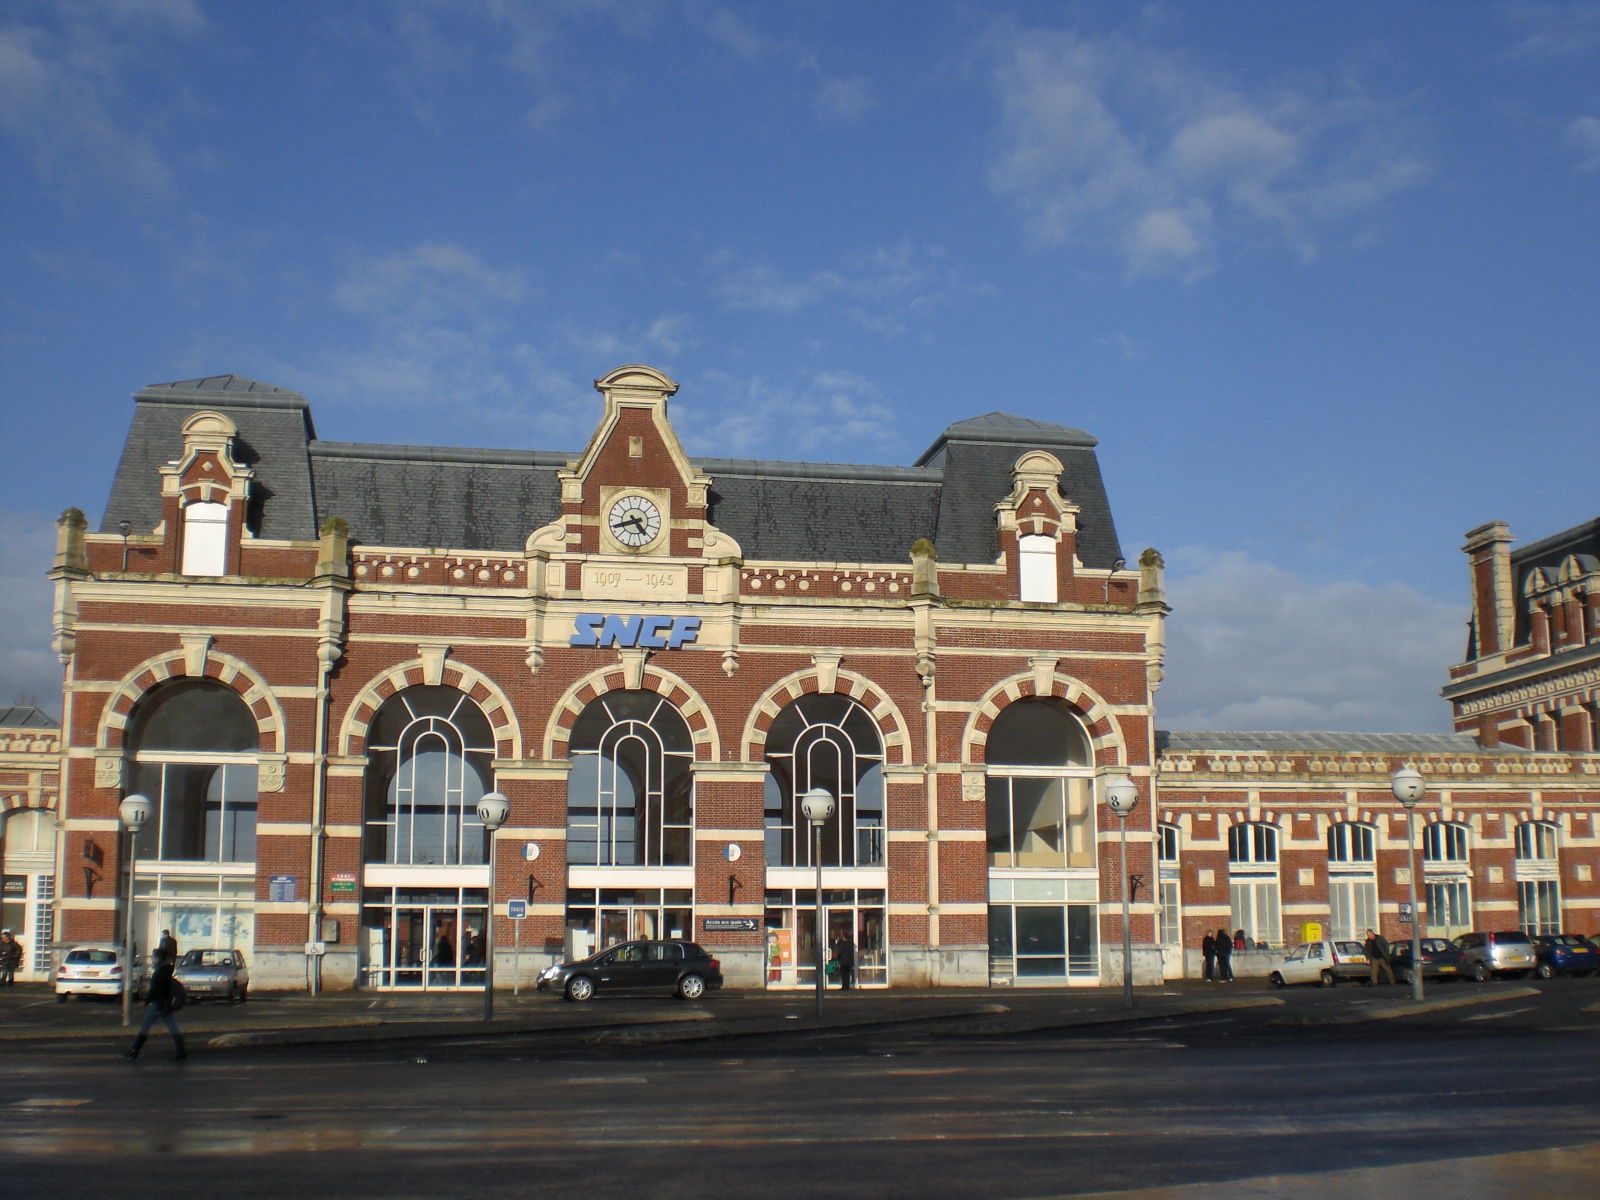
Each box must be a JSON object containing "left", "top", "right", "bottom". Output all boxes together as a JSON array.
[{"left": 1437, "top": 966, "right": 1455, "bottom": 973}]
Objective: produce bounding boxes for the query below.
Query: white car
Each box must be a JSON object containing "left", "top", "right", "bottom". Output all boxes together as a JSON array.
[
  {"left": 1268, "top": 939, "right": 1370, "bottom": 988},
  {"left": 55, "top": 943, "right": 130, "bottom": 1001}
]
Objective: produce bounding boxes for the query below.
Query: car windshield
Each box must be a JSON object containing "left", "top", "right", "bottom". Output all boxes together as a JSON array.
[
  {"left": 68, "top": 949, "right": 117, "bottom": 964},
  {"left": 1420, "top": 939, "right": 1450, "bottom": 952},
  {"left": 1493, "top": 932, "right": 1531, "bottom": 944}
]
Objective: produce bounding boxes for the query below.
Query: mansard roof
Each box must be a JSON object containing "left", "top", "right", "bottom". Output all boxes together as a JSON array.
[{"left": 100, "top": 376, "right": 1123, "bottom": 568}]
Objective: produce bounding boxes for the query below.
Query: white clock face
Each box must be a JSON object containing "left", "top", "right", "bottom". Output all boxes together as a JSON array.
[{"left": 607, "top": 494, "right": 663, "bottom": 548}]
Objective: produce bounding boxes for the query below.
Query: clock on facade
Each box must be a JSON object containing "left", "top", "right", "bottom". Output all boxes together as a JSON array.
[{"left": 606, "top": 493, "right": 663, "bottom": 548}]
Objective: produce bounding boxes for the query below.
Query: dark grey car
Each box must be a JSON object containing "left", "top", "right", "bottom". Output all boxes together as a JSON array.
[
  {"left": 175, "top": 948, "right": 250, "bottom": 1002},
  {"left": 1452, "top": 930, "right": 1536, "bottom": 980}
]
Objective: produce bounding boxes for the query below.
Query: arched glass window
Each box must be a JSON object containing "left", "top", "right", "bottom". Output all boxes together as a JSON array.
[
  {"left": 1423, "top": 822, "right": 1469, "bottom": 863},
  {"left": 567, "top": 691, "right": 693, "bottom": 867},
  {"left": 1326, "top": 822, "right": 1375, "bottom": 863},
  {"left": 765, "top": 693, "right": 885, "bottom": 868},
  {"left": 984, "top": 699, "right": 1093, "bottom": 870},
  {"left": 181, "top": 501, "right": 229, "bottom": 575},
  {"left": 128, "top": 680, "right": 258, "bottom": 863},
  {"left": 1227, "top": 823, "right": 1280, "bottom": 947},
  {"left": 363, "top": 687, "right": 495, "bottom": 866},
  {"left": 1326, "top": 822, "right": 1377, "bottom": 940},
  {"left": 1514, "top": 821, "right": 1558, "bottom": 860}
]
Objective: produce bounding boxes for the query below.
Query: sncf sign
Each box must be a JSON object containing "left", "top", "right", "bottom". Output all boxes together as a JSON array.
[{"left": 569, "top": 613, "right": 702, "bottom": 649}]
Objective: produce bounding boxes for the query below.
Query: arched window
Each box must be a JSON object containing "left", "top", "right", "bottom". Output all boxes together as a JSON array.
[
  {"left": 128, "top": 680, "right": 258, "bottom": 863},
  {"left": 765, "top": 693, "right": 884, "bottom": 868},
  {"left": 568, "top": 691, "right": 693, "bottom": 867},
  {"left": 181, "top": 501, "right": 229, "bottom": 575},
  {"left": 1423, "top": 822, "right": 1469, "bottom": 863},
  {"left": 1326, "top": 822, "right": 1377, "bottom": 940},
  {"left": 1227, "top": 822, "right": 1280, "bottom": 948},
  {"left": 363, "top": 686, "right": 496, "bottom": 867},
  {"left": 983, "top": 699, "right": 1093, "bottom": 869},
  {"left": 1514, "top": 821, "right": 1558, "bottom": 861}
]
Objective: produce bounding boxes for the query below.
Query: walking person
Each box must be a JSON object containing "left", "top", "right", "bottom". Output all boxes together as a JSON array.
[
  {"left": 0, "top": 929, "right": 22, "bottom": 986},
  {"left": 1365, "top": 928, "right": 1395, "bottom": 985},
  {"left": 1201, "top": 930, "right": 1216, "bottom": 982},
  {"left": 1214, "top": 927, "right": 1234, "bottom": 982},
  {"left": 158, "top": 928, "right": 178, "bottom": 962},
  {"left": 124, "top": 949, "right": 185, "bottom": 1061}
]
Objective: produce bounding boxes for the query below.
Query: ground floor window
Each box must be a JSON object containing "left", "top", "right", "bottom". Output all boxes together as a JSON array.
[
  {"left": 1328, "top": 875, "right": 1377, "bottom": 941},
  {"left": 1158, "top": 877, "right": 1181, "bottom": 945},
  {"left": 2, "top": 872, "right": 53, "bottom": 978},
  {"left": 361, "top": 886, "right": 486, "bottom": 990},
  {"left": 987, "top": 876, "right": 1100, "bottom": 984},
  {"left": 1518, "top": 880, "right": 1560, "bottom": 936},
  {"left": 763, "top": 888, "right": 886, "bottom": 988},
  {"left": 133, "top": 871, "right": 254, "bottom": 960},
  {"left": 1230, "top": 877, "right": 1281, "bottom": 948},
  {"left": 562, "top": 887, "right": 693, "bottom": 962},
  {"left": 1424, "top": 878, "right": 1471, "bottom": 938}
]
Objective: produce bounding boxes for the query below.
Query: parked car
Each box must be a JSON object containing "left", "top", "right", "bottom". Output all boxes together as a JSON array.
[
  {"left": 175, "top": 948, "right": 250, "bottom": 1002},
  {"left": 536, "top": 939, "right": 723, "bottom": 1002},
  {"left": 1531, "top": 933, "right": 1599, "bottom": 978},
  {"left": 1453, "top": 930, "right": 1537, "bottom": 980},
  {"left": 1387, "top": 937, "right": 1464, "bottom": 984},
  {"left": 1267, "top": 939, "right": 1370, "bottom": 988},
  {"left": 54, "top": 943, "right": 129, "bottom": 1002}
]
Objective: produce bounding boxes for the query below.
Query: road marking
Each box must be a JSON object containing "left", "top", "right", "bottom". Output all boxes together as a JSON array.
[
  {"left": 10, "top": 1098, "right": 92, "bottom": 1108},
  {"left": 1462, "top": 1006, "right": 1536, "bottom": 1022}
]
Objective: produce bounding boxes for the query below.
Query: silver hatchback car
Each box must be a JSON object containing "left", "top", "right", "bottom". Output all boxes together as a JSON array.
[{"left": 1452, "top": 930, "right": 1536, "bottom": 980}]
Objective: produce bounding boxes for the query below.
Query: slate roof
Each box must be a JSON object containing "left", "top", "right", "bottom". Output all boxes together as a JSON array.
[
  {"left": 101, "top": 381, "right": 1125, "bottom": 568},
  {"left": 0, "top": 705, "right": 58, "bottom": 729},
  {"left": 1156, "top": 730, "right": 1495, "bottom": 756}
]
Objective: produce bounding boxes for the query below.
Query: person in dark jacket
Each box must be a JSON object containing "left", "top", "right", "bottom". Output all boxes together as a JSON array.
[
  {"left": 1214, "top": 927, "right": 1234, "bottom": 982},
  {"left": 831, "top": 932, "right": 856, "bottom": 990},
  {"left": 0, "top": 929, "right": 22, "bottom": 986},
  {"left": 1201, "top": 931, "right": 1216, "bottom": 981},
  {"left": 125, "top": 950, "right": 185, "bottom": 1061}
]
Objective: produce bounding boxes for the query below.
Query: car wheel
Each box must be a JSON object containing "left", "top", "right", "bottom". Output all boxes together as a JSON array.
[
  {"left": 1268, "top": 972, "right": 1286, "bottom": 989},
  {"left": 1472, "top": 962, "right": 1490, "bottom": 982},
  {"left": 56, "top": 992, "right": 67, "bottom": 1004},
  {"left": 564, "top": 976, "right": 595, "bottom": 1002},
  {"left": 1320, "top": 969, "right": 1337, "bottom": 988},
  {"left": 1537, "top": 963, "right": 1555, "bottom": 980},
  {"left": 676, "top": 973, "right": 706, "bottom": 1000},
  {"left": 237, "top": 984, "right": 248, "bottom": 1004}
]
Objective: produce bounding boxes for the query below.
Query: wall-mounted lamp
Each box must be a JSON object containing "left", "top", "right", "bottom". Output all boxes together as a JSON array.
[
  {"left": 118, "top": 520, "right": 132, "bottom": 571},
  {"left": 1104, "top": 556, "right": 1126, "bottom": 604}
]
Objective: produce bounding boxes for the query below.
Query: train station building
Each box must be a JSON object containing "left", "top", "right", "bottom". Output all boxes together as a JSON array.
[{"left": 17, "top": 366, "right": 1599, "bottom": 989}]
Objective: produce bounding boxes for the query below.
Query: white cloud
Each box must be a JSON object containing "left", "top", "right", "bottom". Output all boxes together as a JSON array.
[
  {"left": 1154, "top": 548, "right": 1462, "bottom": 733},
  {"left": 987, "top": 29, "right": 1429, "bottom": 276},
  {"left": 1564, "top": 115, "right": 1600, "bottom": 172},
  {"left": 0, "top": 0, "right": 205, "bottom": 196},
  {"left": 676, "top": 369, "right": 898, "bottom": 460},
  {"left": 711, "top": 241, "right": 958, "bottom": 333},
  {"left": 0, "top": 508, "right": 63, "bottom": 718}
]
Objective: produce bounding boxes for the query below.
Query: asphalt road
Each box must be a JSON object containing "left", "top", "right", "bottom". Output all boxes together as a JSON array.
[{"left": 2, "top": 978, "right": 1598, "bottom": 1199}]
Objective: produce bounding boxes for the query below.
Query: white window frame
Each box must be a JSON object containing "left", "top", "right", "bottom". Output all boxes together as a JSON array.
[{"left": 1018, "top": 534, "right": 1057, "bottom": 603}]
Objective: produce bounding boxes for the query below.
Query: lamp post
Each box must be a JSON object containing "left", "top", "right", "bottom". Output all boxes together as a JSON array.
[
  {"left": 800, "top": 787, "right": 836, "bottom": 1019},
  {"left": 1390, "top": 767, "right": 1425, "bottom": 1002},
  {"left": 476, "top": 792, "right": 510, "bottom": 1022},
  {"left": 118, "top": 793, "right": 152, "bottom": 1027},
  {"left": 1103, "top": 774, "right": 1140, "bottom": 1009}
]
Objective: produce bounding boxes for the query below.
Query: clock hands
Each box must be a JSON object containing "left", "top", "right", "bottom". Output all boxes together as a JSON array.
[{"left": 612, "top": 514, "right": 646, "bottom": 534}]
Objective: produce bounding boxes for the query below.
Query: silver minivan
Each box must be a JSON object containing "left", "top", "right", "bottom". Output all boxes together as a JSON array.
[{"left": 1452, "top": 930, "right": 1536, "bottom": 980}]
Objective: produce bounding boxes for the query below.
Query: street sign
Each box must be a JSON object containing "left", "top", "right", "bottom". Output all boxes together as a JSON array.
[
  {"left": 704, "top": 917, "right": 759, "bottom": 932},
  {"left": 1399, "top": 902, "right": 1413, "bottom": 925},
  {"left": 507, "top": 899, "right": 527, "bottom": 920}
]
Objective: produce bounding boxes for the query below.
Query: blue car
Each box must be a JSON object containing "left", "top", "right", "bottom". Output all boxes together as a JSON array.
[{"left": 1531, "top": 933, "right": 1599, "bottom": 978}]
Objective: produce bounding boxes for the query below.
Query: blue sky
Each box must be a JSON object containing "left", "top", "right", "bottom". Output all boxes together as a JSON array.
[{"left": 3, "top": 1, "right": 1596, "bottom": 731}]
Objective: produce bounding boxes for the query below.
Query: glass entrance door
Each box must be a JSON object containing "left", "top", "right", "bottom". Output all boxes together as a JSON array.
[
  {"left": 362, "top": 887, "right": 487, "bottom": 990},
  {"left": 762, "top": 888, "right": 886, "bottom": 988}
]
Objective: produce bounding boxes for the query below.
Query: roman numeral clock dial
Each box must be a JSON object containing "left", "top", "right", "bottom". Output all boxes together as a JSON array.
[{"left": 606, "top": 494, "right": 662, "bottom": 549}]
